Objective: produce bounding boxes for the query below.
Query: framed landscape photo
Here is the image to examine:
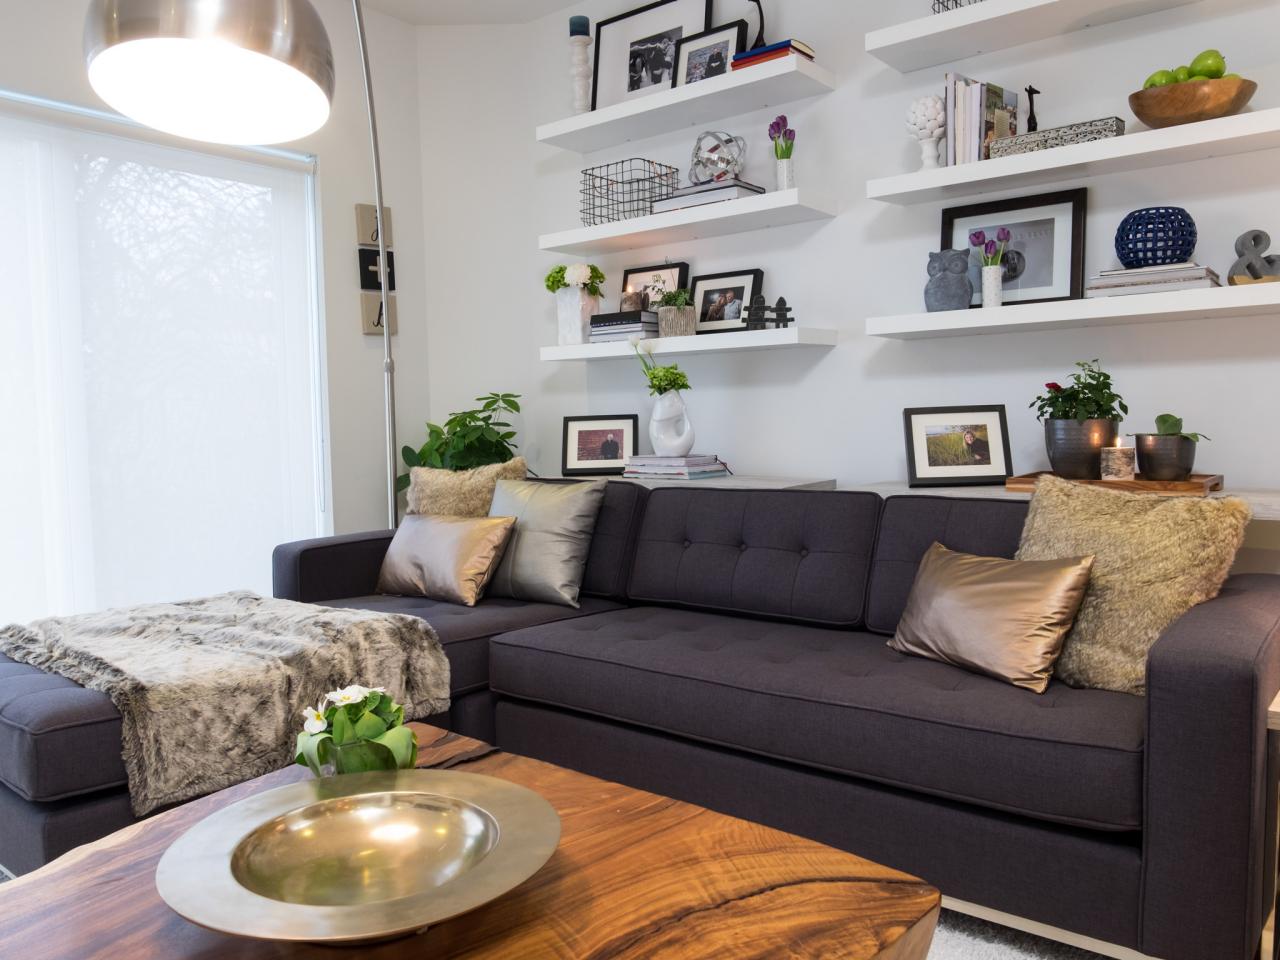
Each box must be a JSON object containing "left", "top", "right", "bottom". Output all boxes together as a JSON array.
[
  {"left": 691, "top": 268, "right": 763, "bottom": 334},
  {"left": 673, "top": 21, "right": 747, "bottom": 87},
  {"left": 940, "top": 188, "right": 1086, "bottom": 306},
  {"left": 621, "top": 261, "right": 691, "bottom": 310},
  {"left": 563, "top": 415, "right": 639, "bottom": 476},
  {"left": 903, "top": 406, "right": 1013, "bottom": 487},
  {"left": 592, "top": 0, "right": 713, "bottom": 111}
]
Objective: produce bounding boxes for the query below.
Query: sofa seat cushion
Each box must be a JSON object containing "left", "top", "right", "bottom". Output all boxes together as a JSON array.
[
  {"left": 0, "top": 596, "right": 618, "bottom": 804},
  {"left": 490, "top": 607, "right": 1146, "bottom": 831}
]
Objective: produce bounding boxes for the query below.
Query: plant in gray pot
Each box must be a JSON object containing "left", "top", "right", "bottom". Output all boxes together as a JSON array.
[
  {"left": 655, "top": 288, "right": 697, "bottom": 338},
  {"left": 1030, "top": 360, "right": 1128, "bottom": 480},
  {"left": 1133, "top": 413, "right": 1208, "bottom": 481}
]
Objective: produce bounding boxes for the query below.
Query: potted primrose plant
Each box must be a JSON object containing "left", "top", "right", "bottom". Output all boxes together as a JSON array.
[
  {"left": 1030, "top": 360, "right": 1129, "bottom": 479},
  {"left": 1133, "top": 413, "right": 1209, "bottom": 481},
  {"left": 970, "top": 227, "right": 1011, "bottom": 308},
  {"left": 546, "top": 263, "right": 605, "bottom": 346},
  {"left": 634, "top": 340, "right": 694, "bottom": 457},
  {"left": 655, "top": 288, "right": 696, "bottom": 338}
]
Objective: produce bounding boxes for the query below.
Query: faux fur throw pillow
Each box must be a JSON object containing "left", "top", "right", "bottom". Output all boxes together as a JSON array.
[
  {"left": 1016, "top": 475, "right": 1250, "bottom": 695},
  {"left": 407, "top": 457, "right": 528, "bottom": 517}
]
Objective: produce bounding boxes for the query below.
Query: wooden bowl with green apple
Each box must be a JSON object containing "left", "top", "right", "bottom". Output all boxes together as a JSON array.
[{"left": 1129, "top": 49, "right": 1257, "bottom": 128}]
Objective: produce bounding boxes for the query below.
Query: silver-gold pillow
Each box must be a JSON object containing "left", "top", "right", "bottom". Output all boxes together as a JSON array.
[
  {"left": 377, "top": 514, "right": 516, "bottom": 606},
  {"left": 486, "top": 480, "right": 607, "bottom": 608}
]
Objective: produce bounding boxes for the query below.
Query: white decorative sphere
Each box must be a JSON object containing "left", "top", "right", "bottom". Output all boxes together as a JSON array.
[{"left": 906, "top": 94, "right": 946, "bottom": 142}]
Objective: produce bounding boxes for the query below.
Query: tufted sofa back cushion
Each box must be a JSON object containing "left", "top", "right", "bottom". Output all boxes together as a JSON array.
[
  {"left": 580, "top": 481, "right": 649, "bottom": 601},
  {"left": 865, "top": 495, "right": 1030, "bottom": 635},
  {"left": 627, "top": 488, "right": 883, "bottom": 627}
]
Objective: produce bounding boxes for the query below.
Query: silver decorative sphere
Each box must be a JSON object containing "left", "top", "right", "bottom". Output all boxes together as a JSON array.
[{"left": 689, "top": 131, "right": 747, "bottom": 185}]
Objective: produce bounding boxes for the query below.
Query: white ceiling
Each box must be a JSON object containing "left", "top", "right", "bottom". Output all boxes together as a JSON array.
[{"left": 365, "top": 0, "right": 572, "bottom": 25}]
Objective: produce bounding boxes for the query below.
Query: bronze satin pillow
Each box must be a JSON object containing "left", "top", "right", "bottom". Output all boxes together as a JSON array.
[
  {"left": 377, "top": 515, "right": 516, "bottom": 606},
  {"left": 889, "top": 542, "right": 1094, "bottom": 693},
  {"left": 406, "top": 458, "right": 528, "bottom": 518}
]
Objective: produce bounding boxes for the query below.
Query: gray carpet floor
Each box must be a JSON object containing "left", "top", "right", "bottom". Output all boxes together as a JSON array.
[{"left": 932, "top": 911, "right": 1105, "bottom": 959}]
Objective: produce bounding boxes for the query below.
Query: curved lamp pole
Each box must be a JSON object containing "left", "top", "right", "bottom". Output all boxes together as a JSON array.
[{"left": 85, "top": 0, "right": 399, "bottom": 529}]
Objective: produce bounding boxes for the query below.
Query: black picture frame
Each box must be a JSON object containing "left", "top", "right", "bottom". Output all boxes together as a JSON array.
[
  {"left": 672, "top": 20, "right": 748, "bottom": 87},
  {"left": 621, "top": 261, "right": 691, "bottom": 309},
  {"left": 690, "top": 268, "right": 764, "bottom": 334},
  {"left": 903, "top": 405, "right": 1014, "bottom": 488},
  {"left": 939, "top": 188, "right": 1087, "bottom": 306},
  {"left": 591, "top": 0, "right": 714, "bottom": 111},
  {"left": 562, "top": 415, "right": 639, "bottom": 477}
]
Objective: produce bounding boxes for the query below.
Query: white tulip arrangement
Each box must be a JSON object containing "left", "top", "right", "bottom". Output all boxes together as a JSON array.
[{"left": 295, "top": 685, "right": 417, "bottom": 777}]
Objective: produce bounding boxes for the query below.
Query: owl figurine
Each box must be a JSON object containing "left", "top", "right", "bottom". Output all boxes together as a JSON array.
[{"left": 924, "top": 249, "right": 973, "bottom": 313}]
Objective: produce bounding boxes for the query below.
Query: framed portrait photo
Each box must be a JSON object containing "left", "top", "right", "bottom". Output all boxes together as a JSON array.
[
  {"left": 592, "top": 0, "right": 713, "bottom": 111},
  {"left": 563, "top": 415, "right": 639, "bottom": 477},
  {"left": 621, "top": 261, "right": 691, "bottom": 310},
  {"left": 940, "top": 188, "right": 1087, "bottom": 306},
  {"left": 903, "top": 406, "right": 1013, "bottom": 487},
  {"left": 673, "top": 21, "right": 747, "bottom": 87},
  {"left": 691, "top": 268, "right": 764, "bottom": 334}
]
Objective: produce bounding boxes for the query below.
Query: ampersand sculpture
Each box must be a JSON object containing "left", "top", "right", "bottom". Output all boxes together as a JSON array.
[{"left": 1228, "top": 229, "right": 1280, "bottom": 285}]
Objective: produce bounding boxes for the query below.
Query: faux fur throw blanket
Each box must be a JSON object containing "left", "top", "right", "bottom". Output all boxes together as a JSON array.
[{"left": 0, "top": 591, "right": 450, "bottom": 816}]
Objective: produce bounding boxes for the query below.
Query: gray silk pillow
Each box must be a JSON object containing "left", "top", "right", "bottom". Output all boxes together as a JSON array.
[{"left": 487, "top": 480, "right": 607, "bottom": 608}]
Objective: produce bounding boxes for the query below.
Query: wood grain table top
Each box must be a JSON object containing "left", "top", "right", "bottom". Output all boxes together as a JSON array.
[{"left": 0, "top": 724, "right": 939, "bottom": 959}]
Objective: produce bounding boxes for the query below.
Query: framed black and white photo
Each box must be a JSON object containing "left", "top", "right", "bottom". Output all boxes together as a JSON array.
[
  {"left": 563, "top": 415, "right": 639, "bottom": 476},
  {"left": 592, "top": 0, "right": 713, "bottom": 111},
  {"left": 940, "top": 188, "right": 1086, "bottom": 306},
  {"left": 621, "top": 261, "right": 691, "bottom": 309},
  {"left": 673, "top": 21, "right": 747, "bottom": 87},
  {"left": 690, "top": 268, "right": 764, "bottom": 334},
  {"left": 903, "top": 406, "right": 1013, "bottom": 487}
]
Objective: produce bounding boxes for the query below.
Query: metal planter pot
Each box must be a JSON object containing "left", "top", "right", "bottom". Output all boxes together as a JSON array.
[
  {"left": 1134, "top": 434, "right": 1197, "bottom": 481},
  {"left": 1044, "top": 419, "right": 1119, "bottom": 480}
]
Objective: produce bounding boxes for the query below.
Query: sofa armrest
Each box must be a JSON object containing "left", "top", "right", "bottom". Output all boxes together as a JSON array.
[
  {"left": 1142, "top": 574, "right": 1280, "bottom": 960},
  {"left": 272, "top": 530, "right": 395, "bottom": 603}
]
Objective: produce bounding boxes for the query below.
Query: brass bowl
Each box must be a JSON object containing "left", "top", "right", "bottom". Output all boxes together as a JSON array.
[
  {"left": 156, "top": 770, "right": 560, "bottom": 943},
  {"left": 1129, "top": 76, "right": 1257, "bottom": 129}
]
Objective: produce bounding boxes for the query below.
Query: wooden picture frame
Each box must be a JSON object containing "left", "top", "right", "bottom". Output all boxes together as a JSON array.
[
  {"left": 690, "top": 268, "right": 764, "bottom": 334},
  {"left": 903, "top": 405, "right": 1014, "bottom": 487},
  {"left": 672, "top": 20, "right": 748, "bottom": 87},
  {"left": 562, "top": 415, "right": 639, "bottom": 476},
  {"left": 591, "top": 0, "right": 714, "bottom": 111}
]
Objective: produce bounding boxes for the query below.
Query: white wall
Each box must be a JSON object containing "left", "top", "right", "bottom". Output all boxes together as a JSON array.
[
  {"left": 416, "top": 0, "right": 1280, "bottom": 497},
  {"left": 0, "top": 0, "right": 428, "bottom": 534}
]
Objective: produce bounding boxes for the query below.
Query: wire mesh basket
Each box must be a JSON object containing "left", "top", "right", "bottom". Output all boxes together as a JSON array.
[
  {"left": 580, "top": 158, "right": 679, "bottom": 226},
  {"left": 931, "top": 0, "right": 987, "bottom": 12}
]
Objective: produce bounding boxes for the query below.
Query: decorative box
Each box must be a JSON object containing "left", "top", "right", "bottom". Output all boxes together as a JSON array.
[{"left": 989, "top": 117, "right": 1126, "bottom": 159}]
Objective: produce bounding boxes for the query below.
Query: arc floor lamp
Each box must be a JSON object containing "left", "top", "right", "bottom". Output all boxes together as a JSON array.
[{"left": 84, "top": 0, "right": 400, "bottom": 529}]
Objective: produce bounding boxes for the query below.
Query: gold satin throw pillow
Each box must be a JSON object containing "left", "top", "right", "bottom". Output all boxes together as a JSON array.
[
  {"left": 377, "top": 515, "right": 516, "bottom": 606},
  {"left": 1017, "top": 475, "right": 1251, "bottom": 695},
  {"left": 889, "top": 543, "right": 1094, "bottom": 693},
  {"left": 406, "top": 458, "right": 528, "bottom": 518}
]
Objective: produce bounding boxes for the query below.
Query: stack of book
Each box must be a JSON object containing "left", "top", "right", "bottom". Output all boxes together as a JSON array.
[
  {"left": 623, "top": 455, "right": 730, "bottom": 480},
  {"left": 651, "top": 178, "right": 765, "bottom": 214},
  {"left": 731, "top": 40, "right": 815, "bottom": 72},
  {"left": 1085, "top": 263, "right": 1221, "bottom": 298},
  {"left": 590, "top": 310, "right": 658, "bottom": 343},
  {"left": 944, "top": 73, "right": 1018, "bottom": 165}
]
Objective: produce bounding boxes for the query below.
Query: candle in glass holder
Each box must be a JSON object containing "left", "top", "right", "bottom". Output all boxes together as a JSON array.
[{"left": 1101, "top": 442, "right": 1136, "bottom": 482}]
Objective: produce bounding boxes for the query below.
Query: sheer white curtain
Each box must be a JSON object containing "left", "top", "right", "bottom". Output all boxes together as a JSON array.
[{"left": 0, "top": 112, "right": 328, "bottom": 623}]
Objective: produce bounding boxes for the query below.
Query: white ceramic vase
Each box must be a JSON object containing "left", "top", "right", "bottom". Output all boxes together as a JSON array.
[
  {"left": 981, "top": 265, "right": 1004, "bottom": 309},
  {"left": 556, "top": 286, "right": 599, "bottom": 345},
  {"left": 649, "top": 390, "right": 695, "bottom": 457},
  {"left": 775, "top": 158, "right": 795, "bottom": 191}
]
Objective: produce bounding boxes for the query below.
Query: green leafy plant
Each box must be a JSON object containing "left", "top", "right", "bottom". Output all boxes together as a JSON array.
[
  {"left": 1152, "top": 413, "right": 1211, "bottom": 442},
  {"left": 397, "top": 393, "right": 520, "bottom": 491},
  {"left": 1030, "top": 360, "right": 1129, "bottom": 422},
  {"left": 545, "top": 263, "right": 606, "bottom": 297},
  {"left": 634, "top": 343, "right": 690, "bottom": 395},
  {"left": 295, "top": 685, "right": 417, "bottom": 776},
  {"left": 657, "top": 288, "right": 693, "bottom": 307}
]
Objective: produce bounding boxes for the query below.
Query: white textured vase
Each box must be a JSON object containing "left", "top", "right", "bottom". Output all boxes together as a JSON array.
[
  {"left": 775, "top": 158, "right": 795, "bottom": 191},
  {"left": 649, "top": 390, "right": 695, "bottom": 457},
  {"left": 556, "top": 287, "right": 599, "bottom": 345},
  {"left": 981, "top": 265, "right": 1004, "bottom": 309}
]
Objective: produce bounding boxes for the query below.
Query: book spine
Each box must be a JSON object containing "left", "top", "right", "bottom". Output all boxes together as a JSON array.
[
  {"left": 732, "top": 39, "right": 795, "bottom": 59},
  {"left": 731, "top": 48, "right": 811, "bottom": 69}
]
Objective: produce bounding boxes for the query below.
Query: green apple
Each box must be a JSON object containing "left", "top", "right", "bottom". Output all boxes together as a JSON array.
[
  {"left": 1189, "top": 49, "right": 1226, "bottom": 79},
  {"left": 1222, "top": 73, "right": 1242, "bottom": 80},
  {"left": 1144, "top": 69, "right": 1177, "bottom": 89},
  {"left": 1172, "top": 65, "right": 1191, "bottom": 83}
]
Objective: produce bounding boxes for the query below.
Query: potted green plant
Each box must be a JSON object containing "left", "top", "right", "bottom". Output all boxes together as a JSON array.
[
  {"left": 1134, "top": 413, "right": 1209, "bottom": 481},
  {"left": 1030, "top": 361, "right": 1129, "bottom": 479},
  {"left": 397, "top": 392, "right": 520, "bottom": 492},
  {"left": 295, "top": 685, "right": 417, "bottom": 778},
  {"left": 634, "top": 341, "right": 694, "bottom": 457},
  {"left": 655, "top": 288, "right": 696, "bottom": 338},
  {"left": 546, "top": 263, "right": 605, "bottom": 346}
]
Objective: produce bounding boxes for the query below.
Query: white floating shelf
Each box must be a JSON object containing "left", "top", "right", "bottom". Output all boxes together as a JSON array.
[
  {"left": 537, "top": 57, "right": 836, "bottom": 154},
  {"left": 866, "top": 284, "right": 1280, "bottom": 340},
  {"left": 865, "top": 0, "right": 1199, "bottom": 73},
  {"left": 538, "top": 188, "right": 836, "bottom": 256},
  {"left": 867, "top": 108, "right": 1280, "bottom": 205},
  {"left": 540, "top": 326, "right": 839, "bottom": 361}
]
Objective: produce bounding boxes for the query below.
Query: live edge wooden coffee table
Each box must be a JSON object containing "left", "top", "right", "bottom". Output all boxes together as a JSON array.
[{"left": 0, "top": 724, "right": 939, "bottom": 959}]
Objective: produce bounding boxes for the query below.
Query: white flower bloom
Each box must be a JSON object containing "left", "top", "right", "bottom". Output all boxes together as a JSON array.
[
  {"left": 325, "top": 684, "right": 386, "bottom": 706},
  {"left": 628, "top": 334, "right": 641, "bottom": 347},
  {"left": 302, "top": 705, "right": 328, "bottom": 735},
  {"left": 638, "top": 338, "right": 656, "bottom": 355},
  {"left": 564, "top": 263, "right": 592, "bottom": 287}
]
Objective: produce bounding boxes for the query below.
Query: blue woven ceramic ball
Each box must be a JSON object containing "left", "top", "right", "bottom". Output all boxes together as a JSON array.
[{"left": 1114, "top": 207, "right": 1198, "bottom": 268}]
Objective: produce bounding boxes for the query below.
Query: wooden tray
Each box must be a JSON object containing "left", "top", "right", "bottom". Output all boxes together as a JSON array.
[{"left": 1006, "top": 472, "right": 1225, "bottom": 496}]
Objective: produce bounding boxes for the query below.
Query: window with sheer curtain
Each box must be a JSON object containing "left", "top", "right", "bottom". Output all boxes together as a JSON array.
[{"left": 0, "top": 111, "right": 328, "bottom": 623}]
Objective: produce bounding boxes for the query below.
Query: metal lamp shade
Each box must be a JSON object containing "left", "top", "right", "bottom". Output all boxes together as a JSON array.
[{"left": 84, "top": 0, "right": 335, "bottom": 145}]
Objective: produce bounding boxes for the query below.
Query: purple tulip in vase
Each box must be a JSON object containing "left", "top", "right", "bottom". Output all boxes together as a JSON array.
[
  {"left": 768, "top": 115, "right": 796, "bottom": 191},
  {"left": 971, "top": 227, "right": 1011, "bottom": 308}
]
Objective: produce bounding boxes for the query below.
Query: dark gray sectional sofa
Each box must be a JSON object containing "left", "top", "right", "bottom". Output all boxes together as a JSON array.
[{"left": 2, "top": 481, "right": 1278, "bottom": 960}]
